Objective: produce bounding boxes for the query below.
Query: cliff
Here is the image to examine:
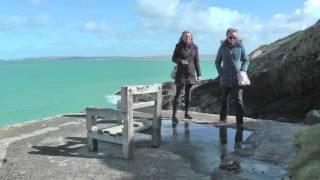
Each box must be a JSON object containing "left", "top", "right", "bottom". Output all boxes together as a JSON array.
[
  {"left": 163, "top": 21, "right": 320, "bottom": 122},
  {"left": 245, "top": 22, "right": 320, "bottom": 121}
]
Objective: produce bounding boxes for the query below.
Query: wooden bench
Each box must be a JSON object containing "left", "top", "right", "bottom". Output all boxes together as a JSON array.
[{"left": 86, "top": 84, "right": 162, "bottom": 159}]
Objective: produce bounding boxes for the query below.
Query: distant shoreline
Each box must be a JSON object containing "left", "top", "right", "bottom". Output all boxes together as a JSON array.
[{"left": 2, "top": 55, "right": 215, "bottom": 61}]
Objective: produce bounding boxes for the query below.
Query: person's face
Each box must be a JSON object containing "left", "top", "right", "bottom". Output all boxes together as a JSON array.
[
  {"left": 227, "top": 31, "right": 238, "bottom": 45},
  {"left": 183, "top": 33, "right": 192, "bottom": 44}
]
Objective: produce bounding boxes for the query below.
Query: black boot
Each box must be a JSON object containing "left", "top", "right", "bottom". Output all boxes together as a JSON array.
[
  {"left": 184, "top": 91, "right": 192, "bottom": 119},
  {"left": 236, "top": 123, "right": 244, "bottom": 130},
  {"left": 184, "top": 112, "right": 192, "bottom": 119},
  {"left": 172, "top": 103, "right": 179, "bottom": 127},
  {"left": 172, "top": 115, "right": 179, "bottom": 127}
]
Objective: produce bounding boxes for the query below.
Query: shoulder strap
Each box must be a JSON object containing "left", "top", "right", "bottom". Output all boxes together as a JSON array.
[{"left": 222, "top": 45, "right": 238, "bottom": 71}]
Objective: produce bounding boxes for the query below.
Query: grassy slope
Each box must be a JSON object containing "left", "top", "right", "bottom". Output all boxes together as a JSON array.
[{"left": 289, "top": 124, "right": 320, "bottom": 180}]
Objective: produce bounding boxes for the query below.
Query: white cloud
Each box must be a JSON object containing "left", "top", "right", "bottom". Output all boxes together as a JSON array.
[
  {"left": 33, "top": 14, "right": 50, "bottom": 25},
  {"left": 266, "top": 0, "right": 319, "bottom": 33},
  {"left": 81, "top": 21, "right": 130, "bottom": 40},
  {"left": 304, "top": 0, "right": 320, "bottom": 16},
  {"left": 136, "top": 0, "right": 179, "bottom": 18},
  {"left": 135, "top": 0, "right": 320, "bottom": 52},
  {"left": 0, "top": 14, "right": 50, "bottom": 31},
  {"left": 135, "top": 0, "right": 255, "bottom": 35},
  {"left": 251, "top": 0, "right": 319, "bottom": 48},
  {"left": 7, "top": 16, "right": 27, "bottom": 27},
  {"left": 82, "top": 21, "right": 116, "bottom": 36}
]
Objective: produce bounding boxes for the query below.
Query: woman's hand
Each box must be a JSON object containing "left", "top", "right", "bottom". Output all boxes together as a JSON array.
[
  {"left": 181, "top": 60, "right": 188, "bottom": 65},
  {"left": 197, "top": 76, "right": 202, "bottom": 81}
]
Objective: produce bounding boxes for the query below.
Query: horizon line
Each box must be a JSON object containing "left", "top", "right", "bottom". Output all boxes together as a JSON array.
[{"left": 1, "top": 55, "right": 216, "bottom": 61}]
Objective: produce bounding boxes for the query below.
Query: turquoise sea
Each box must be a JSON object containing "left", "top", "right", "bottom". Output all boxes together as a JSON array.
[{"left": 0, "top": 59, "right": 217, "bottom": 127}]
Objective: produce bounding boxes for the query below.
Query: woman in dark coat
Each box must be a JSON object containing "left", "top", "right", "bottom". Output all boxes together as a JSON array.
[{"left": 171, "top": 31, "right": 201, "bottom": 127}]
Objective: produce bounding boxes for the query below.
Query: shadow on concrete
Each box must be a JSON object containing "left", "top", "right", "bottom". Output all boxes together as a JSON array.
[
  {"left": 27, "top": 120, "right": 252, "bottom": 179},
  {"left": 29, "top": 137, "right": 90, "bottom": 158}
]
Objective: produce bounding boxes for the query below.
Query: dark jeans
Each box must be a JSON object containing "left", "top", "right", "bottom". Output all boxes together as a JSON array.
[
  {"left": 220, "top": 86, "right": 244, "bottom": 124},
  {"left": 172, "top": 83, "right": 192, "bottom": 116}
]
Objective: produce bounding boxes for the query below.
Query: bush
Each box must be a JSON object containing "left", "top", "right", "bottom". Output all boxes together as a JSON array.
[{"left": 289, "top": 124, "right": 320, "bottom": 180}]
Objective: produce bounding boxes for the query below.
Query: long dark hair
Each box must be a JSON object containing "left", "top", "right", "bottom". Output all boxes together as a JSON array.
[{"left": 178, "top": 31, "right": 193, "bottom": 44}]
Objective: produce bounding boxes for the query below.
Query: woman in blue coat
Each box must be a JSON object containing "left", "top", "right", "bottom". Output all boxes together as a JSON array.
[{"left": 215, "top": 28, "right": 250, "bottom": 129}]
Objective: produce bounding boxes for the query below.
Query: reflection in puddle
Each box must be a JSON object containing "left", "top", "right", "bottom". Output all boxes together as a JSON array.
[{"left": 159, "top": 119, "right": 252, "bottom": 175}]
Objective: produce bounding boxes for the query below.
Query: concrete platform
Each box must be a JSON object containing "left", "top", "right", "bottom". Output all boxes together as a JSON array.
[{"left": 0, "top": 110, "right": 305, "bottom": 180}]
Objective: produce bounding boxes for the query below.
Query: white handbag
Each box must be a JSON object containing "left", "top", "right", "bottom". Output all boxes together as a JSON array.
[{"left": 238, "top": 71, "right": 251, "bottom": 86}]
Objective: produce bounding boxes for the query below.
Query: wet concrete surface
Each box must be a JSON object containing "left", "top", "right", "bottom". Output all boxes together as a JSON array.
[
  {"left": 0, "top": 110, "right": 306, "bottom": 179},
  {"left": 159, "top": 119, "right": 252, "bottom": 175}
]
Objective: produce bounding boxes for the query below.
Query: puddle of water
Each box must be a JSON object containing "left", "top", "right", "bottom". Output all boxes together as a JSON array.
[
  {"left": 158, "top": 119, "right": 252, "bottom": 175},
  {"left": 238, "top": 159, "right": 288, "bottom": 178},
  {"left": 78, "top": 118, "right": 287, "bottom": 179}
]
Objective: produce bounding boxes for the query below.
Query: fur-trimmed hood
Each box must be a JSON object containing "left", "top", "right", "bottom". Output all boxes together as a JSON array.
[{"left": 220, "top": 39, "right": 243, "bottom": 46}]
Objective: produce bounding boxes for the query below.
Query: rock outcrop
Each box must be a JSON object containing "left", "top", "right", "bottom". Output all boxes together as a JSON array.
[
  {"left": 161, "top": 80, "right": 211, "bottom": 111},
  {"left": 183, "top": 21, "right": 320, "bottom": 122},
  {"left": 305, "top": 110, "right": 320, "bottom": 124}
]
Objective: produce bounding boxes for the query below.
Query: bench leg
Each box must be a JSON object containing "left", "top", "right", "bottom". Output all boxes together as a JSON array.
[
  {"left": 123, "top": 141, "right": 134, "bottom": 160},
  {"left": 88, "top": 137, "right": 98, "bottom": 152},
  {"left": 152, "top": 129, "right": 161, "bottom": 148},
  {"left": 152, "top": 88, "right": 162, "bottom": 148}
]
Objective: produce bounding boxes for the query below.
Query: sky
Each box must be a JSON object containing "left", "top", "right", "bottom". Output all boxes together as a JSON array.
[{"left": 0, "top": 0, "right": 319, "bottom": 60}]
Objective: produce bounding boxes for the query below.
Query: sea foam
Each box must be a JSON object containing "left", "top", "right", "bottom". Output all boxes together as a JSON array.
[{"left": 105, "top": 94, "right": 121, "bottom": 105}]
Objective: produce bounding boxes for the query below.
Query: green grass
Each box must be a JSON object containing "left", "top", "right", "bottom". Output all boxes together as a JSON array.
[{"left": 289, "top": 124, "right": 320, "bottom": 180}]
